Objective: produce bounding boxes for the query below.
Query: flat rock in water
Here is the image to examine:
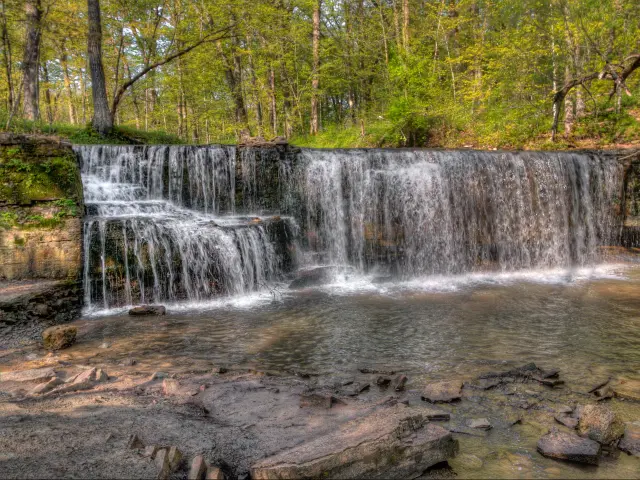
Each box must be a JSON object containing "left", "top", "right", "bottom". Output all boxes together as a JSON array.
[
  {"left": 577, "top": 404, "right": 623, "bottom": 445},
  {"left": 250, "top": 404, "right": 458, "bottom": 479},
  {"left": 468, "top": 418, "right": 492, "bottom": 430},
  {"left": 613, "top": 379, "right": 640, "bottom": 401},
  {"left": 42, "top": 325, "right": 77, "bottom": 351},
  {"left": 421, "top": 380, "right": 463, "bottom": 403},
  {"left": 618, "top": 421, "right": 640, "bottom": 457},
  {"left": 0, "top": 367, "right": 56, "bottom": 383},
  {"left": 554, "top": 414, "right": 578, "bottom": 429},
  {"left": 537, "top": 431, "right": 601, "bottom": 464},
  {"left": 129, "top": 305, "right": 166, "bottom": 316}
]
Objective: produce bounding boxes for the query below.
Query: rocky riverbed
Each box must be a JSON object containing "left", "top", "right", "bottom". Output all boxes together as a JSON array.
[{"left": 1, "top": 324, "right": 639, "bottom": 479}]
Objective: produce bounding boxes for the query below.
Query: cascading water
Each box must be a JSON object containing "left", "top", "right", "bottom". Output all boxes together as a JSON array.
[
  {"left": 289, "top": 149, "right": 623, "bottom": 276},
  {"left": 76, "top": 145, "right": 297, "bottom": 310},
  {"left": 76, "top": 144, "right": 624, "bottom": 310}
]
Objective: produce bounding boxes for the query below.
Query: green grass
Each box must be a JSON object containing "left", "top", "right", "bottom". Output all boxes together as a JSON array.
[{"left": 0, "top": 112, "right": 183, "bottom": 145}]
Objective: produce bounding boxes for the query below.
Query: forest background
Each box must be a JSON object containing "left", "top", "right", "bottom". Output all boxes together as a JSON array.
[{"left": 2, "top": 0, "right": 640, "bottom": 149}]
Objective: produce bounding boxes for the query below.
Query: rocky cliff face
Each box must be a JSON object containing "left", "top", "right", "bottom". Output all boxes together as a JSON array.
[
  {"left": 0, "top": 134, "right": 83, "bottom": 280},
  {"left": 0, "top": 134, "right": 84, "bottom": 344}
]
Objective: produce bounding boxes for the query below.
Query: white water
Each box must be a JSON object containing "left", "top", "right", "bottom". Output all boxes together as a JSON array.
[
  {"left": 75, "top": 145, "right": 624, "bottom": 312},
  {"left": 76, "top": 145, "right": 295, "bottom": 310}
]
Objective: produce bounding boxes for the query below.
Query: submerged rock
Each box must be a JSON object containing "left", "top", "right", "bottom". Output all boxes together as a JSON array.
[
  {"left": 129, "top": 305, "right": 166, "bottom": 316},
  {"left": 577, "top": 404, "right": 623, "bottom": 445},
  {"left": 467, "top": 418, "right": 492, "bottom": 430},
  {"left": 612, "top": 379, "right": 640, "bottom": 401},
  {"left": 554, "top": 414, "right": 578, "bottom": 429},
  {"left": 250, "top": 404, "right": 458, "bottom": 479},
  {"left": 288, "top": 267, "right": 336, "bottom": 289},
  {"left": 537, "top": 430, "right": 601, "bottom": 464},
  {"left": 619, "top": 421, "right": 640, "bottom": 457},
  {"left": 42, "top": 325, "right": 77, "bottom": 350},
  {"left": 421, "top": 380, "right": 463, "bottom": 403}
]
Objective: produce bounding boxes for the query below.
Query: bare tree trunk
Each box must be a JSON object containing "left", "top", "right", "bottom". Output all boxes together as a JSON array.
[
  {"left": 87, "top": 0, "right": 113, "bottom": 134},
  {"left": 61, "top": 50, "right": 77, "bottom": 124},
  {"left": 0, "top": 0, "right": 13, "bottom": 112},
  {"left": 563, "top": 65, "right": 575, "bottom": 136},
  {"left": 310, "top": 0, "right": 320, "bottom": 135},
  {"left": 23, "top": 0, "right": 43, "bottom": 121},
  {"left": 42, "top": 61, "right": 54, "bottom": 123},
  {"left": 269, "top": 66, "right": 277, "bottom": 135},
  {"left": 402, "top": 0, "right": 409, "bottom": 52}
]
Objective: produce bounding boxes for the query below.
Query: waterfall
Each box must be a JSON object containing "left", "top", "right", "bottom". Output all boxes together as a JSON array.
[
  {"left": 75, "top": 145, "right": 297, "bottom": 310},
  {"left": 76, "top": 144, "right": 623, "bottom": 310},
  {"left": 290, "top": 149, "right": 622, "bottom": 276}
]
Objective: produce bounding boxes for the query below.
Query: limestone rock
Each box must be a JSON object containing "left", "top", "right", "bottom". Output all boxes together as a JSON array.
[
  {"left": 421, "top": 380, "right": 463, "bottom": 403},
  {"left": 163, "top": 379, "right": 180, "bottom": 396},
  {"left": 167, "top": 446, "right": 183, "bottom": 469},
  {"left": 250, "top": 404, "right": 458, "bottom": 479},
  {"left": 127, "top": 434, "right": 144, "bottom": 450},
  {"left": 129, "top": 305, "right": 166, "bottom": 316},
  {"left": 0, "top": 367, "right": 56, "bottom": 383},
  {"left": 188, "top": 455, "right": 208, "bottom": 480},
  {"left": 31, "top": 377, "right": 63, "bottom": 394},
  {"left": 577, "top": 404, "right": 623, "bottom": 445},
  {"left": 554, "top": 414, "right": 578, "bottom": 429},
  {"left": 450, "top": 453, "right": 484, "bottom": 471},
  {"left": 537, "top": 431, "right": 601, "bottom": 464},
  {"left": 72, "top": 367, "right": 108, "bottom": 384},
  {"left": 155, "top": 448, "right": 171, "bottom": 479},
  {"left": 42, "top": 325, "right": 77, "bottom": 350},
  {"left": 468, "top": 418, "right": 492, "bottom": 430},
  {"left": 206, "top": 466, "right": 225, "bottom": 480},
  {"left": 613, "top": 379, "right": 640, "bottom": 401},
  {"left": 618, "top": 421, "right": 640, "bottom": 457}
]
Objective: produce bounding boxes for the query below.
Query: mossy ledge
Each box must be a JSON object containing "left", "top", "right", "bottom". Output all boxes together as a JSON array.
[{"left": 0, "top": 133, "right": 83, "bottom": 281}]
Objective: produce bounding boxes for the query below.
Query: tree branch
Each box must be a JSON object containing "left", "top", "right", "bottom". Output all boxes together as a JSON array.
[{"left": 110, "top": 24, "right": 236, "bottom": 117}]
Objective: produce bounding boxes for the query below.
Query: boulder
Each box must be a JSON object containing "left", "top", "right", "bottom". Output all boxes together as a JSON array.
[
  {"left": 537, "top": 431, "right": 601, "bottom": 464},
  {"left": 421, "top": 380, "right": 462, "bottom": 403},
  {"left": 189, "top": 455, "right": 208, "bottom": 480},
  {"left": 42, "top": 325, "right": 77, "bottom": 350},
  {"left": 129, "top": 305, "right": 166, "bottom": 316},
  {"left": 250, "top": 405, "right": 458, "bottom": 480},
  {"left": 618, "top": 421, "right": 640, "bottom": 457},
  {"left": 577, "top": 404, "right": 623, "bottom": 445},
  {"left": 0, "top": 367, "right": 56, "bottom": 383}
]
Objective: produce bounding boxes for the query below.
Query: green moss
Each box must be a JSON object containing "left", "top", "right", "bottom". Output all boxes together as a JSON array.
[{"left": 13, "top": 236, "right": 25, "bottom": 246}]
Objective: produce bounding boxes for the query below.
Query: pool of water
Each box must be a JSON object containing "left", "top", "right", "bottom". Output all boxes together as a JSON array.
[
  {"left": 79, "top": 264, "right": 640, "bottom": 384},
  {"left": 32, "top": 263, "right": 640, "bottom": 479}
]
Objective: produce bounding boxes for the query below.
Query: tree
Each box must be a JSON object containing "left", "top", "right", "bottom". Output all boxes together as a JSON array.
[
  {"left": 87, "top": 0, "right": 111, "bottom": 133},
  {"left": 310, "top": 0, "right": 320, "bottom": 135},
  {"left": 22, "top": 0, "right": 43, "bottom": 121}
]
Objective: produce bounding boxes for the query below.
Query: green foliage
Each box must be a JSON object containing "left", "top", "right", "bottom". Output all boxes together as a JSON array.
[{"left": 0, "top": 0, "right": 639, "bottom": 148}]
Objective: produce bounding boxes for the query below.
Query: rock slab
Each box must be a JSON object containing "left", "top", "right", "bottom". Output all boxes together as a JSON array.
[
  {"left": 421, "top": 380, "right": 463, "bottom": 403},
  {"left": 0, "top": 367, "right": 56, "bottom": 383},
  {"left": 42, "top": 325, "right": 77, "bottom": 350},
  {"left": 250, "top": 404, "right": 458, "bottom": 479},
  {"left": 129, "top": 305, "right": 166, "bottom": 316},
  {"left": 537, "top": 431, "right": 600, "bottom": 465}
]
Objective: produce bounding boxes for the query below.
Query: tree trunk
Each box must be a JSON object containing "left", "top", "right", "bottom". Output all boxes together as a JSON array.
[
  {"left": 402, "top": 0, "right": 409, "bottom": 52},
  {"left": 42, "top": 61, "right": 54, "bottom": 123},
  {"left": 87, "top": 0, "right": 112, "bottom": 134},
  {"left": 269, "top": 66, "right": 277, "bottom": 135},
  {"left": 23, "top": 0, "right": 43, "bottom": 121},
  {"left": 310, "top": 0, "right": 320, "bottom": 135},
  {"left": 563, "top": 65, "right": 575, "bottom": 136},
  {"left": 61, "top": 50, "right": 77, "bottom": 124},
  {"left": 0, "top": 0, "right": 13, "bottom": 112}
]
